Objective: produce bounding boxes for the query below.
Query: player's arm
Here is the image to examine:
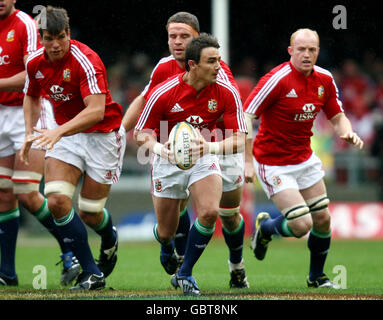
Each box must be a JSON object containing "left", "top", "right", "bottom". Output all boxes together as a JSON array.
[
  {"left": 133, "top": 129, "right": 174, "bottom": 163},
  {"left": 122, "top": 95, "right": 146, "bottom": 132},
  {"left": 0, "top": 55, "right": 30, "bottom": 92},
  {"left": 0, "top": 71, "right": 27, "bottom": 92},
  {"left": 329, "top": 112, "right": 364, "bottom": 149},
  {"left": 20, "top": 94, "right": 42, "bottom": 165},
  {"left": 244, "top": 112, "right": 256, "bottom": 183},
  {"left": 30, "top": 94, "right": 106, "bottom": 151}
]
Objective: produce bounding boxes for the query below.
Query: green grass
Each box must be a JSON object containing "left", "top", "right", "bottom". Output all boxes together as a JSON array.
[{"left": 1, "top": 234, "right": 383, "bottom": 299}]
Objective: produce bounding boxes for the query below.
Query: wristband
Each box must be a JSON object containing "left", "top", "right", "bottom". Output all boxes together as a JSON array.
[
  {"left": 208, "top": 142, "right": 220, "bottom": 154},
  {"left": 153, "top": 142, "right": 164, "bottom": 156}
]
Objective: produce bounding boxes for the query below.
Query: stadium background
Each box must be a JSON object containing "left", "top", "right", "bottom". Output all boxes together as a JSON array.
[{"left": 15, "top": 0, "right": 383, "bottom": 240}]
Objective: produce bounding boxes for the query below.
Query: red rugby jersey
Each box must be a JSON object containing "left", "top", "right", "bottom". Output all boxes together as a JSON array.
[
  {"left": 0, "top": 10, "right": 40, "bottom": 106},
  {"left": 244, "top": 62, "right": 343, "bottom": 165},
  {"left": 135, "top": 73, "right": 246, "bottom": 143},
  {"left": 24, "top": 40, "right": 122, "bottom": 133}
]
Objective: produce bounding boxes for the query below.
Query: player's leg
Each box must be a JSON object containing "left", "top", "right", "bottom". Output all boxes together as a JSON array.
[
  {"left": 219, "top": 186, "right": 249, "bottom": 288},
  {"left": 44, "top": 157, "right": 105, "bottom": 290},
  {"left": 219, "top": 153, "right": 248, "bottom": 288},
  {"left": 77, "top": 174, "right": 117, "bottom": 278},
  {"left": 76, "top": 126, "right": 126, "bottom": 279},
  {"left": 13, "top": 149, "right": 79, "bottom": 285},
  {"left": 0, "top": 155, "right": 19, "bottom": 285},
  {"left": 173, "top": 198, "right": 190, "bottom": 267},
  {"left": 172, "top": 173, "right": 222, "bottom": 296},
  {"left": 152, "top": 195, "right": 182, "bottom": 275},
  {"left": 301, "top": 179, "right": 338, "bottom": 288}
]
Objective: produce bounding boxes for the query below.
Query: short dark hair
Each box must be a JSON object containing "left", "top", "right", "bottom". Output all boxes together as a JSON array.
[
  {"left": 37, "top": 6, "right": 70, "bottom": 37},
  {"left": 166, "top": 12, "right": 200, "bottom": 33},
  {"left": 185, "top": 33, "right": 220, "bottom": 71}
]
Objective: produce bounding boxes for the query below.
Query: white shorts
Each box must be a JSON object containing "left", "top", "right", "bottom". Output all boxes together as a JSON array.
[
  {"left": 151, "top": 153, "right": 221, "bottom": 199},
  {"left": 46, "top": 125, "right": 126, "bottom": 185},
  {"left": 254, "top": 152, "right": 325, "bottom": 199},
  {"left": 0, "top": 100, "right": 55, "bottom": 157},
  {"left": 218, "top": 152, "right": 244, "bottom": 192}
]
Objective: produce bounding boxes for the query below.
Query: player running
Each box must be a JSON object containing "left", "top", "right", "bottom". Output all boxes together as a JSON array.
[
  {"left": 134, "top": 33, "right": 247, "bottom": 296},
  {"left": 0, "top": 0, "right": 79, "bottom": 286},
  {"left": 244, "top": 28, "right": 363, "bottom": 288},
  {"left": 21, "top": 6, "right": 125, "bottom": 290}
]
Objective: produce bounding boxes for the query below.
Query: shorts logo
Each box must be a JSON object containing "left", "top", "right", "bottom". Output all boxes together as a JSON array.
[
  {"left": 6, "top": 30, "right": 15, "bottom": 42},
  {"left": 63, "top": 68, "right": 71, "bottom": 82},
  {"left": 207, "top": 99, "right": 218, "bottom": 113},
  {"left": 155, "top": 179, "right": 162, "bottom": 192},
  {"left": 271, "top": 176, "right": 282, "bottom": 187},
  {"left": 105, "top": 170, "right": 113, "bottom": 180},
  {"left": 209, "top": 163, "right": 218, "bottom": 171},
  {"left": 234, "top": 175, "right": 243, "bottom": 184},
  {"left": 318, "top": 85, "right": 325, "bottom": 98}
]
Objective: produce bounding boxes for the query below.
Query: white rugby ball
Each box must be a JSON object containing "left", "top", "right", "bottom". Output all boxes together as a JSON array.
[{"left": 169, "top": 121, "right": 198, "bottom": 170}]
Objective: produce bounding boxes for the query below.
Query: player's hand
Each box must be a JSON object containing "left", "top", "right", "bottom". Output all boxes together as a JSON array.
[
  {"left": 162, "top": 141, "right": 175, "bottom": 164},
  {"left": 340, "top": 132, "right": 364, "bottom": 149},
  {"left": 29, "top": 127, "right": 62, "bottom": 151},
  {"left": 190, "top": 129, "right": 209, "bottom": 163},
  {"left": 19, "top": 135, "right": 34, "bottom": 165},
  {"left": 245, "top": 160, "right": 256, "bottom": 183}
]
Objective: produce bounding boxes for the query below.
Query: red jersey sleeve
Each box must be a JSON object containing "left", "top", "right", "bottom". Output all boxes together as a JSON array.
[
  {"left": 243, "top": 72, "right": 281, "bottom": 118},
  {"left": 319, "top": 71, "right": 344, "bottom": 120},
  {"left": 218, "top": 81, "right": 247, "bottom": 134},
  {"left": 73, "top": 48, "right": 108, "bottom": 99},
  {"left": 24, "top": 59, "right": 42, "bottom": 97}
]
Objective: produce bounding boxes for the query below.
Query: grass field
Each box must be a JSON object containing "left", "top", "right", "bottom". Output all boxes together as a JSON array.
[{"left": 1, "top": 234, "right": 382, "bottom": 300}]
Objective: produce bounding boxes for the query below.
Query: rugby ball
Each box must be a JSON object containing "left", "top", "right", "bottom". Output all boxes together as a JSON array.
[{"left": 169, "top": 121, "right": 198, "bottom": 170}]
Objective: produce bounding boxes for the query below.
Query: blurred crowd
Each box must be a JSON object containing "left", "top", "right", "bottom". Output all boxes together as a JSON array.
[{"left": 106, "top": 50, "right": 383, "bottom": 188}]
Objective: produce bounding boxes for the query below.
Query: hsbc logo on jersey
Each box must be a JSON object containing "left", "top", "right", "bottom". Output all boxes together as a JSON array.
[
  {"left": 186, "top": 115, "right": 203, "bottom": 125},
  {"left": 0, "top": 46, "right": 10, "bottom": 65},
  {"left": 49, "top": 85, "right": 73, "bottom": 102},
  {"left": 294, "top": 104, "right": 318, "bottom": 121},
  {"left": 302, "top": 104, "right": 316, "bottom": 113}
]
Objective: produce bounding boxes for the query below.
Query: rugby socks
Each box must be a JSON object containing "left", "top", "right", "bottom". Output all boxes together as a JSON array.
[
  {"left": 0, "top": 209, "right": 20, "bottom": 278},
  {"left": 261, "top": 214, "right": 295, "bottom": 238},
  {"left": 33, "top": 198, "right": 72, "bottom": 255},
  {"left": 93, "top": 208, "right": 117, "bottom": 250},
  {"left": 222, "top": 214, "right": 245, "bottom": 264},
  {"left": 54, "top": 209, "right": 102, "bottom": 276},
  {"left": 308, "top": 228, "right": 331, "bottom": 280},
  {"left": 174, "top": 208, "right": 190, "bottom": 257},
  {"left": 178, "top": 218, "right": 215, "bottom": 277}
]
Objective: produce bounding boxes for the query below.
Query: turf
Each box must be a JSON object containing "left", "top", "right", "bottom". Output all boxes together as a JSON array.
[{"left": 1, "top": 234, "right": 382, "bottom": 300}]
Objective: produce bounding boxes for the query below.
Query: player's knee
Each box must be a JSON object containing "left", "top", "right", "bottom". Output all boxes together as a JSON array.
[
  {"left": 47, "top": 194, "right": 72, "bottom": 216},
  {"left": 199, "top": 206, "right": 219, "bottom": 226},
  {"left": 15, "top": 191, "right": 40, "bottom": 208},
  {"left": 312, "top": 210, "right": 331, "bottom": 231},
  {"left": 289, "top": 215, "right": 312, "bottom": 238},
  {"left": 0, "top": 188, "right": 15, "bottom": 203}
]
